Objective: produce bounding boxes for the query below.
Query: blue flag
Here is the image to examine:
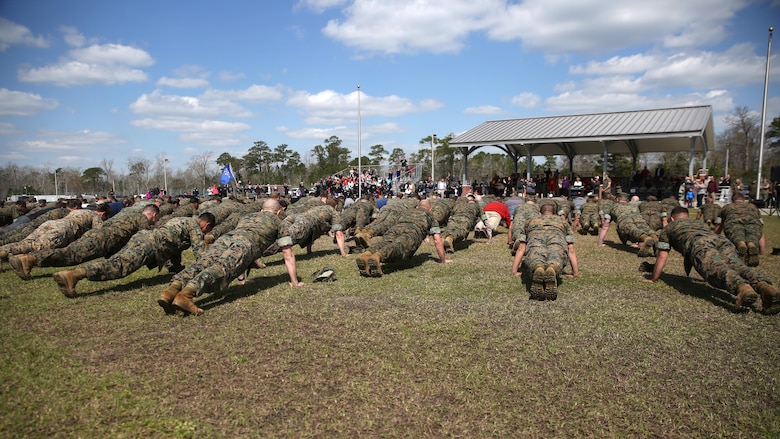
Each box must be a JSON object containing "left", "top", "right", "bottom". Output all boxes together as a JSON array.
[{"left": 219, "top": 164, "right": 234, "bottom": 185}]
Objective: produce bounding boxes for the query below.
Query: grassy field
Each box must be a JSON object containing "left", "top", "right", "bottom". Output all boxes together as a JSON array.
[{"left": 1, "top": 212, "right": 779, "bottom": 438}]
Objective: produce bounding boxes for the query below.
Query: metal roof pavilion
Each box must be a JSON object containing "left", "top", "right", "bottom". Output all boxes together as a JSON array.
[{"left": 448, "top": 105, "right": 715, "bottom": 182}]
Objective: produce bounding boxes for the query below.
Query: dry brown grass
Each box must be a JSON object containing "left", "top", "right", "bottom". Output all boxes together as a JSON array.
[{"left": 1, "top": 213, "right": 779, "bottom": 438}]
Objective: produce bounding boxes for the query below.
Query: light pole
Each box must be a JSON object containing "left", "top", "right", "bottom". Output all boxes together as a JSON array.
[
  {"left": 757, "top": 26, "right": 773, "bottom": 200},
  {"left": 431, "top": 134, "right": 437, "bottom": 184},
  {"left": 163, "top": 158, "right": 168, "bottom": 196},
  {"left": 357, "top": 84, "right": 362, "bottom": 199},
  {"left": 54, "top": 168, "right": 58, "bottom": 197}
]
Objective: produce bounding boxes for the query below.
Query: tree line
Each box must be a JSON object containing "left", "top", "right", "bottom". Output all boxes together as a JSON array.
[{"left": 2, "top": 109, "right": 778, "bottom": 199}]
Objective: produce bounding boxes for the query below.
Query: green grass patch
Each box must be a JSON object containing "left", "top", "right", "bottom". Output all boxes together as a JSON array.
[{"left": 1, "top": 216, "right": 779, "bottom": 437}]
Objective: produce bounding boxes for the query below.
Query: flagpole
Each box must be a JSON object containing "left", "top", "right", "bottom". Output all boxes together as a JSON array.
[
  {"left": 757, "top": 26, "right": 773, "bottom": 200},
  {"left": 357, "top": 84, "right": 362, "bottom": 199}
]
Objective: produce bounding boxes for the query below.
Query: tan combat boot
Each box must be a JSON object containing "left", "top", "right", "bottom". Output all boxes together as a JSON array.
[
  {"left": 52, "top": 268, "right": 87, "bottom": 298},
  {"left": 736, "top": 241, "right": 748, "bottom": 264},
  {"left": 543, "top": 265, "right": 558, "bottom": 301},
  {"left": 9, "top": 254, "right": 36, "bottom": 280},
  {"left": 530, "top": 265, "right": 546, "bottom": 301},
  {"left": 354, "top": 229, "right": 373, "bottom": 249},
  {"left": 735, "top": 283, "right": 759, "bottom": 308},
  {"left": 755, "top": 281, "right": 780, "bottom": 315},
  {"left": 172, "top": 285, "right": 203, "bottom": 315},
  {"left": 356, "top": 252, "right": 371, "bottom": 277},
  {"left": 443, "top": 236, "right": 455, "bottom": 254},
  {"left": 368, "top": 252, "right": 383, "bottom": 277},
  {"left": 158, "top": 280, "right": 183, "bottom": 315},
  {"left": 746, "top": 242, "right": 759, "bottom": 267}
]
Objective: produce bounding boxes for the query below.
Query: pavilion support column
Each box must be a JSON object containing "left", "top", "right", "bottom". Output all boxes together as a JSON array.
[
  {"left": 601, "top": 140, "right": 613, "bottom": 178},
  {"left": 460, "top": 147, "right": 469, "bottom": 187},
  {"left": 525, "top": 146, "right": 532, "bottom": 180},
  {"left": 688, "top": 138, "right": 696, "bottom": 177}
]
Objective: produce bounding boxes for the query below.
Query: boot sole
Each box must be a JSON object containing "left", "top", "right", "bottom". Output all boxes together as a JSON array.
[
  {"left": 368, "top": 258, "right": 383, "bottom": 277},
  {"left": 52, "top": 272, "right": 77, "bottom": 298},
  {"left": 356, "top": 256, "right": 370, "bottom": 277}
]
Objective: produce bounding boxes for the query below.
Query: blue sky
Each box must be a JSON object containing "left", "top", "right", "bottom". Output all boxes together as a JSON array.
[{"left": 0, "top": 0, "right": 778, "bottom": 175}]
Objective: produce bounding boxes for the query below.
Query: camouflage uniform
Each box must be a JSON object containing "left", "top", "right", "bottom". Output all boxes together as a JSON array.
[
  {"left": 510, "top": 203, "right": 541, "bottom": 241},
  {"left": 359, "top": 198, "right": 415, "bottom": 237},
  {"left": 441, "top": 199, "right": 487, "bottom": 243},
  {"left": 173, "top": 211, "right": 292, "bottom": 296},
  {"left": 656, "top": 218, "right": 772, "bottom": 295},
  {"left": 0, "top": 209, "right": 102, "bottom": 256},
  {"left": 638, "top": 200, "right": 665, "bottom": 231},
  {"left": 81, "top": 217, "right": 207, "bottom": 281},
  {"left": 430, "top": 198, "right": 455, "bottom": 227},
  {"left": 659, "top": 196, "right": 682, "bottom": 218},
  {"left": 206, "top": 201, "right": 265, "bottom": 241},
  {"left": 32, "top": 209, "right": 154, "bottom": 268},
  {"left": 0, "top": 208, "right": 68, "bottom": 246},
  {"left": 609, "top": 202, "right": 656, "bottom": 247},
  {"left": 363, "top": 208, "right": 440, "bottom": 262},
  {"left": 716, "top": 202, "right": 763, "bottom": 251},
  {"left": 577, "top": 199, "right": 600, "bottom": 235},
  {"left": 332, "top": 200, "right": 377, "bottom": 232},
  {"left": 285, "top": 205, "right": 339, "bottom": 250},
  {"left": 521, "top": 214, "right": 576, "bottom": 274},
  {"left": 158, "top": 200, "right": 198, "bottom": 225},
  {"left": 698, "top": 202, "right": 721, "bottom": 230}
]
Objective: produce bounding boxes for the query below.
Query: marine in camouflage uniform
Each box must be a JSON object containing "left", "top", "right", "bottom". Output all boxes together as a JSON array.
[
  {"left": 14, "top": 205, "right": 160, "bottom": 278},
  {"left": 638, "top": 198, "right": 665, "bottom": 232},
  {"left": 356, "top": 199, "right": 449, "bottom": 277},
  {"left": 696, "top": 197, "right": 721, "bottom": 230},
  {"left": 157, "top": 199, "right": 303, "bottom": 315},
  {"left": 204, "top": 200, "right": 266, "bottom": 244},
  {"left": 51, "top": 213, "right": 216, "bottom": 297},
  {"left": 511, "top": 203, "right": 579, "bottom": 301},
  {"left": 1, "top": 205, "right": 104, "bottom": 275},
  {"left": 645, "top": 207, "right": 779, "bottom": 314},
  {"left": 267, "top": 204, "right": 339, "bottom": 254},
  {"left": 599, "top": 195, "right": 657, "bottom": 257},
  {"left": 332, "top": 199, "right": 378, "bottom": 257},
  {"left": 354, "top": 197, "right": 417, "bottom": 247},
  {"left": 441, "top": 194, "right": 488, "bottom": 253},
  {"left": 157, "top": 197, "right": 200, "bottom": 226},
  {"left": 0, "top": 207, "right": 69, "bottom": 246},
  {"left": 430, "top": 197, "right": 455, "bottom": 227},
  {"left": 509, "top": 201, "right": 540, "bottom": 255},
  {"left": 575, "top": 197, "right": 600, "bottom": 235},
  {"left": 714, "top": 192, "right": 764, "bottom": 266}
]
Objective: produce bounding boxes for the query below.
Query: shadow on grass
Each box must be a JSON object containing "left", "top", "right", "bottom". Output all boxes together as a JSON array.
[
  {"left": 601, "top": 240, "right": 641, "bottom": 256},
  {"left": 193, "top": 272, "right": 293, "bottom": 311},
  {"left": 84, "top": 273, "right": 175, "bottom": 296},
  {"left": 656, "top": 272, "right": 742, "bottom": 313}
]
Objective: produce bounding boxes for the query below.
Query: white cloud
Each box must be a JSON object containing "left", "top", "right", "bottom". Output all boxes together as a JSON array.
[
  {"left": 217, "top": 70, "right": 246, "bottom": 81},
  {"left": 21, "top": 129, "right": 126, "bottom": 153},
  {"left": 60, "top": 25, "right": 86, "bottom": 47},
  {"left": 510, "top": 92, "right": 541, "bottom": 109},
  {"left": 464, "top": 105, "right": 504, "bottom": 115},
  {"left": 156, "top": 77, "right": 210, "bottom": 88},
  {"left": 0, "top": 17, "right": 49, "bottom": 51},
  {"left": 295, "top": 0, "right": 349, "bottom": 13},
  {"left": 0, "top": 122, "right": 19, "bottom": 135},
  {"left": 17, "top": 32, "right": 154, "bottom": 86},
  {"left": 322, "top": 0, "right": 500, "bottom": 54},
  {"left": 286, "top": 89, "right": 443, "bottom": 124},
  {"left": 130, "top": 89, "right": 252, "bottom": 118},
  {"left": 488, "top": 0, "right": 749, "bottom": 54},
  {"left": 131, "top": 118, "right": 251, "bottom": 147},
  {"left": 203, "top": 84, "right": 284, "bottom": 103},
  {"left": 320, "top": 0, "right": 751, "bottom": 56},
  {"left": 0, "top": 88, "right": 59, "bottom": 116}
]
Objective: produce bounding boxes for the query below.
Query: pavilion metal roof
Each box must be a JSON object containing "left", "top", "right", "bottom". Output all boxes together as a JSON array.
[{"left": 448, "top": 105, "right": 715, "bottom": 157}]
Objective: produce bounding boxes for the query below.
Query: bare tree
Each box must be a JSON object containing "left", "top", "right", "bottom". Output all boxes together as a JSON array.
[
  {"left": 100, "top": 158, "right": 115, "bottom": 194},
  {"left": 127, "top": 156, "right": 152, "bottom": 196},
  {"left": 188, "top": 151, "right": 215, "bottom": 193},
  {"left": 719, "top": 106, "right": 761, "bottom": 176}
]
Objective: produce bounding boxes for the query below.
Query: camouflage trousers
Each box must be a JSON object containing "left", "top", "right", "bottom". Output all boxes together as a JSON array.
[
  {"left": 83, "top": 231, "right": 157, "bottom": 281},
  {"left": 0, "top": 222, "right": 82, "bottom": 256},
  {"left": 523, "top": 232, "right": 569, "bottom": 273},
  {"left": 723, "top": 218, "right": 763, "bottom": 247},
  {"left": 366, "top": 223, "right": 425, "bottom": 262},
  {"left": 363, "top": 210, "right": 401, "bottom": 236},
  {"left": 174, "top": 234, "right": 257, "bottom": 296},
  {"left": 442, "top": 214, "right": 476, "bottom": 242},
  {"left": 689, "top": 234, "right": 770, "bottom": 295},
  {"left": 35, "top": 228, "right": 131, "bottom": 268},
  {"left": 579, "top": 211, "right": 600, "bottom": 233},
  {"left": 615, "top": 216, "right": 654, "bottom": 243}
]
